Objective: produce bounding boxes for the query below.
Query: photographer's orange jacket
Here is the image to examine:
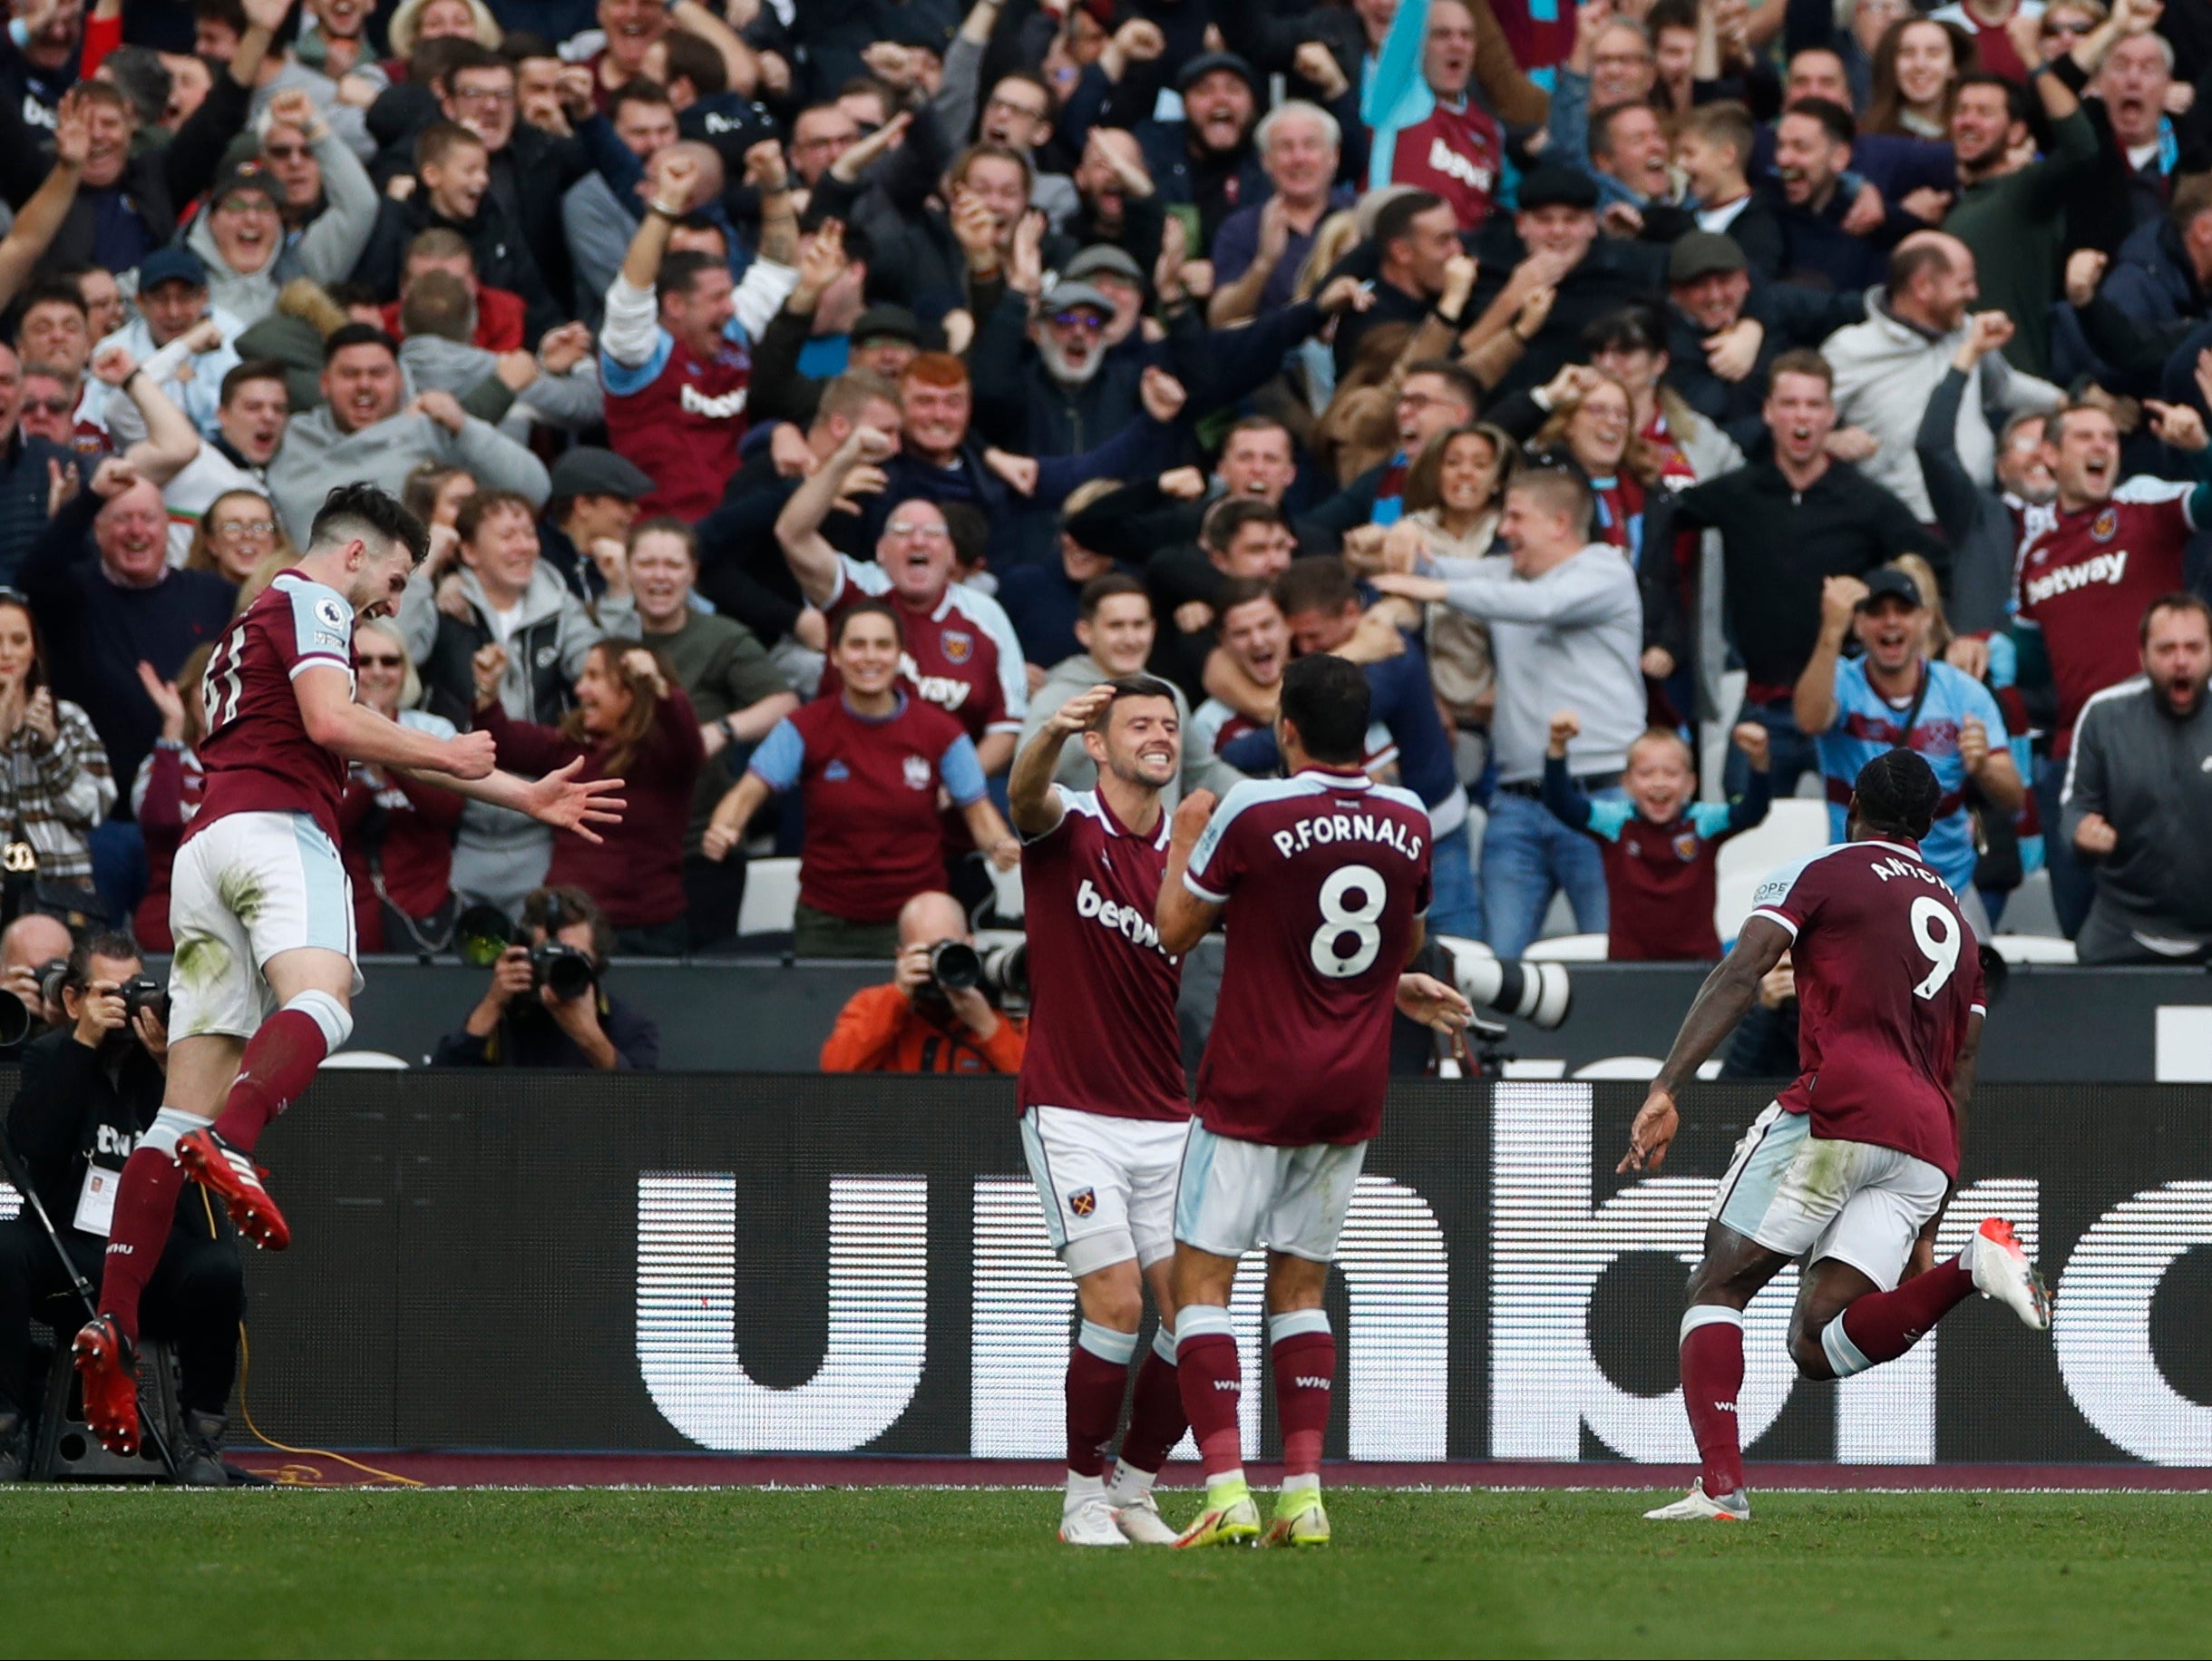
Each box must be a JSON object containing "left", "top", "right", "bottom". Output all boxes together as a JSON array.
[{"left": 820, "top": 984, "right": 1028, "bottom": 1075}]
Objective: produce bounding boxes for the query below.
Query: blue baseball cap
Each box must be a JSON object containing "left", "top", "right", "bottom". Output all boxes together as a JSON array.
[{"left": 137, "top": 246, "right": 209, "bottom": 292}]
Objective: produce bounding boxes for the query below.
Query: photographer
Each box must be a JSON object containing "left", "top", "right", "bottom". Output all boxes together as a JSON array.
[
  {"left": 820, "top": 892, "right": 1028, "bottom": 1075},
  {"left": 0, "top": 914, "right": 74, "bottom": 1057},
  {"left": 1, "top": 934, "right": 239, "bottom": 1484},
  {"left": 434, "top": 887, "right": 658, "bottom": 1070}
]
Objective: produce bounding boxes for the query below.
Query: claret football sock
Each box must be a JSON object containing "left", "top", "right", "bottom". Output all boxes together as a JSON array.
[
  {"left": 1066, "top": 1322, "right": 1137, "bottom": 1480},
  {"left": 213, "top": 992, "right": 350, "bottom": 1155},
  {"left": 1828, "top": 1256, "right": 1977, "bottom": 1374},
  {"left": 1678, "top": 1305, "right": 1747, "bottom": 1500},
  {"left": 1116, "top": 1325, "right": 1186, "bottom": 1481},
  {"left": 97, "top": 1109, "right": 199, "bottom": 1342},
  {"left": 1269, "top": 1309, "right": 1334, "bottom": 1481},
  {"left": 1174, "top": 1304, "right": 1243, "bottom": 1480}
]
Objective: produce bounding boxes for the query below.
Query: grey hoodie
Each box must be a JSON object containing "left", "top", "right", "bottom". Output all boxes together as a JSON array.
[
  {"left": 1019, "top": 653, "right": 1241, "bottom": 809},
  {"left": 268, "top": 403, "right": 552, "bottom": 544},
  {"left": 399, "top": 334, "right": 606, "bottom": 437},
  {"left": 186, "top": 125, "right": 377, "bottom": 330}
]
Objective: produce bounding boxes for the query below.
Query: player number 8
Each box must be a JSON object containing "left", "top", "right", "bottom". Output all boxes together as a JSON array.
[
  {"left": 1908, "top": 894, "right": 1959, "bottom": 1001},
  {"left": 1310, "top": 864, "right": 1385, "bottom": 980}
]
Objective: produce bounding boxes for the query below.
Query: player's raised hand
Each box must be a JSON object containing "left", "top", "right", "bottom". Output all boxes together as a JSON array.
[
  {"left": 1047, "top": 683, "right": 1116, "bottom": 737},
  {"left": 1169, "top": 787, "right": 1217, "bottom": 849},
  {"left": 1395, "top": 972, "right": 1473, "bottom": 1033},
  {"left": 523, "top": 757, "right": 628, "bottom": 843},
  {"left": 1547, "top": 710, "right": 1581, "bottom": 757},
  {"left": 443, "top": 728, "right": 499, "bottom": 780},
  {"left": 1619, "top": 1084, "right": 1680, "bottom": 1173}
]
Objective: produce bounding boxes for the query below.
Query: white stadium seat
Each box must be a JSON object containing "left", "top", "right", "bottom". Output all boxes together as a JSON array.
[
  {"left": 1989, "top": 934, "right": 2079, "bottom": 964},
  {"left": 1714, "top": 799, "right": 1833, "bottom": 942},
  {"left": 737, "top": 856, "right": 801, "bottom": 937},
  {"left": 1525, "top": 933, "right": 1609, "bottom": 962},
  {"left": 319, "top": 1050, "right": 410, "bottom": 1070}
]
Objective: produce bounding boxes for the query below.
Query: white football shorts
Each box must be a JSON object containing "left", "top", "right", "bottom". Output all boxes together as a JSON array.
[
  {"left": 1711, "top": 1101, "right": 1948, "bottom": 1292},
  {"left": 1173, "top": 1119, "right": 1368, "bottom": 1265},
  {"left": 1021, "top": 1104, "right": 1188, "bottom": 1278},
  {"left": 168, "top": 811, "right": 360, "bottom": 1041}
]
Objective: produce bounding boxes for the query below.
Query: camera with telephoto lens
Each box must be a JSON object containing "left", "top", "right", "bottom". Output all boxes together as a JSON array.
[
  {"left": 1437, "top": 937, "right": 1573, "bottom": 1031},
  {"left": 921, "top": 937, "right": 1028, "bottom": 1004},
  {"left": 529, "top": 942, "right": 598, "bottom": 1001}
]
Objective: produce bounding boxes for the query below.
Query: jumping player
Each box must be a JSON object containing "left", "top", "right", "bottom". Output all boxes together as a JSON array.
[
  {"left": 1009, "top": 676, "right": 1194, "bottom": 1548},
  {"left": 1628, "top": 749, "right": 2050, "bottom": 1522},
  {"left": 74, "top": 484, "right": 626, "bottom": 1454},
  {"left": 1155, "top": 653, "right": 1471, "bottom": 1549}
]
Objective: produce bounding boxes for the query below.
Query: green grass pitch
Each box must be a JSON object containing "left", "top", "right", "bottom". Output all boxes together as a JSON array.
[{"left": 2, "top": 1486, "right": 2208, "bottom": 1657}]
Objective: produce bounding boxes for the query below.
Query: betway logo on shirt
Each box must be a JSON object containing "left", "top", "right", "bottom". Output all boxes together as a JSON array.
[
  {"left": 1076, "top": 877, "right": 1172, "bottom": 958},
  {"left": 904, "top": 651, "right": 972, "bottom": 711},
  {"left": 2024, "top": 548, "right": 2129, "bottom": 607},
  {"left": 679, "top": 384, "right": 748, "bottom": 420},
  {"left": 1427, "top": 137, "right": 1495, "bottom": 193}
]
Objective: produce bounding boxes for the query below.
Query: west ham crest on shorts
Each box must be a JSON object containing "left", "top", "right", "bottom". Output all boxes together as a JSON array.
[{"left": 1067, "top": 1187, "right": 1096, "bottom": 1217}]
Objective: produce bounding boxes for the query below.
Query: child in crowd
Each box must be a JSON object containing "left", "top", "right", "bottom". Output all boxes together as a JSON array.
[{"left": 1541, "top": 714, "right": 1772, "bottom": 961}]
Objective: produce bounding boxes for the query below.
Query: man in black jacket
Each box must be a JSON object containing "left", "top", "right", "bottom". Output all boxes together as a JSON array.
[
  {"left": 1, "top": 934, "right": 240, "bottom": 1483},
  {"left": 435, "top": 887, "right": 659, "bottom": 1070}
]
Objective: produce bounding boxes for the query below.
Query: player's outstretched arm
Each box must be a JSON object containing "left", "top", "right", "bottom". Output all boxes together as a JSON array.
[
  {"left": 296, "top": 666, "right": 498, "bottom": 778},
  {"left": 1008, "top": 684, "right": 1115, "bottom": 836},
  {"left": 775, "top": 425, "right": 895, "bottom": 608},
  {"left": 408, "top": 757, "right": 629, "bottom": 845},
  {"left": 1621, "top": 915, "right": 1792, "bottom": 1174},
  {"left": 1155, "top": 787, "right": 1223, "bottom": 954}
]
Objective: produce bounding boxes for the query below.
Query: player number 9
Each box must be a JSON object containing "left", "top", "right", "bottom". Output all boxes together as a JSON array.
[
  {"left": 1310, "top": 864, "right": 1385, "bottom": 980},
  {"left": 1908, "top": 894, "right": 1959, "bottom": 1001}
]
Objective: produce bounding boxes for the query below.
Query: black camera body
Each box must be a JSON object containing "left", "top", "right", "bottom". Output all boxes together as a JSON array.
[
  {"left": 920, "top": 938, "right": 1028, "bottom": 1005},
  {"left": 119, "top": 977, "right": 171, "bottom": 1026},
  {"left": 529, "top": 943, "right": 597, "bottom": 1002}
]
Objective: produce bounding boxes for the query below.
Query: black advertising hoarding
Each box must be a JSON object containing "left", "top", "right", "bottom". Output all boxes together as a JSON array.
[{"left": 17, "top": 1075, "right": 2211, "bottom": 1464}]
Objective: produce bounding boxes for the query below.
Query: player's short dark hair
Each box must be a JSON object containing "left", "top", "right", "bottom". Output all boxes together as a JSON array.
[
  {"left": 220, "top": 358, "right": 290, "bottom": 405},
  {"left": 1200, "top": 496, "right": 1287, "bottom": 553},
  {"left": 1402, "top": 357, "right": 1481, "bottom": 416},
  {"left": 1272, "top": 555, "right": 1360, "bottom": 620},
  {"left": 1767, "top": 347, "right": 1832, "bottom": 394},
  {"left": 1077, "top": 572, "right": 1147, "bottom": 621},
  {"left": 2141, "top": 591, "right": 2212, "bottom": 644},
  {"left": 1851, "top": 748, "right": 1942, "bottom": 842},
  {"left": 1784, "top": 95, "right": 1856, "bottom": 147},
  {"left": 831, "top": 597, "right": 905, "bottom": 650},
  {"left": 1212, "top": 574, "right": 1280, "bottom": 616},
  {"left": 1372, "top": 189, "right": 1447, "bottom": 259},
  {"left": 323, "top": 322, "right": 398, "bottom": 365},
  {"left": 660, "top": 28, "right": 727, "bottom": 98},
  {"left": 1089, "top": 674, "right": 1179, "bottom": 732},
  {"left": 65, "top": 931, "right": 143, "bottom": 992},
  {"left": 520, "top": 884, "right": 614, "bottom": 966},
  {"left": 310, "top": 483, "right": 429, "bottom": 564},
  {"left": 656, "top": 251, "right": 723, "bottom": 308},
  {"left": 1278, "top": 652, "right": 1371, "bottom": 766}
]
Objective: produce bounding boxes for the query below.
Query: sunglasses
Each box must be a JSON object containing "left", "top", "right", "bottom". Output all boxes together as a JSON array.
[
  {"left": 20, "top": 395, "right": 72, "bottom": 415},
  {"left": 1050, "top": 310, "right": 1106, "bottom": 332},
  {"left": 264, "top": 143, "right": 309, "bottom": 161},
  {"left": 356, "top": 653, "right": 406, "bottom": 669}
]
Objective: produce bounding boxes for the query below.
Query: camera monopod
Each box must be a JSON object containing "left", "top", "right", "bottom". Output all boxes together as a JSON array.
[{"left": 0, "top": 1134, "right": 179, "bottom": 1479}]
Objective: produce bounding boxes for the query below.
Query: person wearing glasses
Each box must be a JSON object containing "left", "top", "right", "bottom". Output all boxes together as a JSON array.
[
  {"left": 182, "top": 93, "right": 377, "bottom": 332},
  {"left": 183, "top": 489, "right": 296, "bottom": 600}
]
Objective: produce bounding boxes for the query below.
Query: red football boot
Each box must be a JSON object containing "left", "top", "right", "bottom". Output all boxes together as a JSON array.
[
  {"left": 175, "top": 1128, "right": 291, "bottom": 1251},
  {"left": 73, "top": 1314, "right": 141, "bottom": 1457}
]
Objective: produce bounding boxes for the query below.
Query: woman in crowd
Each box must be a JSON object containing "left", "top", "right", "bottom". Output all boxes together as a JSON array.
[
  {"left": 0, "top": 594, "right": 116, "bottom": 926},
  {"left": 1382, "top": 422, "right": 1521, "bottom": 743},
  {"left": 1527, "top": 371, "right": 1676, "bottom": 566},
  {"left": 185, "top": 488, "right": 296, "bottom": 611},
  {"left": 339, "top": 618, "right": 464, "bottom": 955},
  {"left": 131, "top": 647, "right": 211, "bottom": 953},
  {"left": 701, "top": 602, "right": 1018, "bottom": 960},
  {"left": 1866, "top": 15, "right": 1974, "bottom": 138},
  {"left": 475, "top": 640, "right": 704, "bottom": 957},
  {"left": 403, "top": 463, "right": 476, "bottom": 532}
]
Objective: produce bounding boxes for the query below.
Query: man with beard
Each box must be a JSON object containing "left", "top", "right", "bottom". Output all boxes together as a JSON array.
[
  {"left": 2064, "top": 594, "right": 2212, "bottom": 964},
  {"left": 1941, "top": 66, "right": 2096, "bottom": 378},
  {"left": 971, "top": 278, "right": 1138, "bottom": 460},
  {"left": 1824, "top": 231, "right": 2063, "bottom": 524},
  {"left": 1133, "top": 53, "right": 1267, "bottom": 253},
  {"left": 1769, "top": 99, "right": 1918, "bottom": 292},
  {"left": 1796, "top": 567, "right": 2021, "bottom": 923},
  {"left": 2014, "top": 397, "right": 2212, "bottom": 937},
  {"left": 1369, "top": 0, "right": 1506, "bottom": 234}
]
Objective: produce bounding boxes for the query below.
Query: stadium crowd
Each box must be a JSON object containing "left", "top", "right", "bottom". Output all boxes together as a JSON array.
[{"left": 0, "top": 0, "right": 2205, "bottom": 990}]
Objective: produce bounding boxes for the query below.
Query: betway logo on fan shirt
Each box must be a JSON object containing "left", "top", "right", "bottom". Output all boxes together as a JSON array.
[
  {"left": 1427, "top": 137, "right": 1495, "bottom": 193},
  {"left": 679, "top": 384, "right": 748, "bottom": 420},
  {"left": 905, "top": 652, "right": 971, "bottom": 711},
  {"left": 1076, "top": 877, "right": 1172, "bottom": 958},
  {"left": 2023, "top": 547, "right": 2129, "bottom": 607}
]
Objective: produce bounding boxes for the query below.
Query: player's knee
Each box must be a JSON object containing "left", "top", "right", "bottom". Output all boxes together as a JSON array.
[
  {"left": 285, "top": 989, "right": 353, "bottom": 1053},
  {"left": 1077, "top": 1274, "right": 1145, "bottom": 1334},
  {"left": 1787, "top": 1324, "right": 1835, "bottom": 1381}
]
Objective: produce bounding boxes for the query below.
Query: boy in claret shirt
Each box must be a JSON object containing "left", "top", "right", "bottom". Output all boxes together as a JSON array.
[{"left": 1541, "top": 714, "right": 1772, "bottom": 961}]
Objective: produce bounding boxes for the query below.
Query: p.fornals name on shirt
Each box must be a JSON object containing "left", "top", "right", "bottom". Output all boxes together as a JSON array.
[{"left": 1270, "top": 812, "right": 1427, "bottom": 863}]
